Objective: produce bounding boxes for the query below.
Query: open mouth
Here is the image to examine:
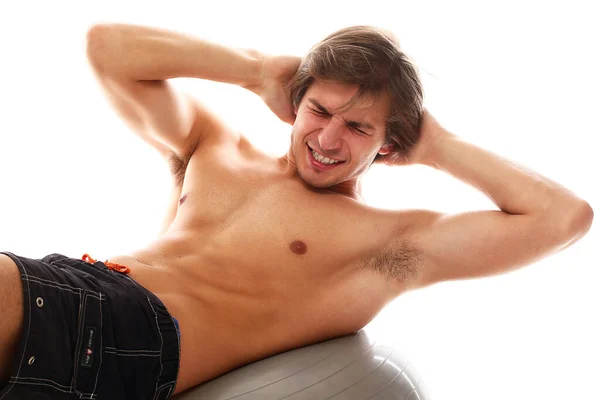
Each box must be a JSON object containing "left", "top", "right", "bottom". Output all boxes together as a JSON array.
[{"left": 307, "top": 144, "right": 345, "bottom": 170}]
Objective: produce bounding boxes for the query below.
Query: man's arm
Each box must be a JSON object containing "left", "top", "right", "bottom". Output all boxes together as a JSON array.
[
  {"left": 390, "top": 112, "right": 593, "bottom": 290},
  {"left": 86, "top": 23, "right": 266, "bottom": 161}
]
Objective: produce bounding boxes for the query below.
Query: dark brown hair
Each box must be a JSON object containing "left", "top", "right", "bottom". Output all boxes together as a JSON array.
[{"left": 289, "top": 26, "right": 424, "bottom": 164}]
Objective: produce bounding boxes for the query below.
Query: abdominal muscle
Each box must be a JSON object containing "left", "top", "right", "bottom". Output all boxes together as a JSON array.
[
  {"left": 107, "top": 251, "right": 260, "bottom": 395},
  {"left": 107, "top": 241, "right": 379, "bottom": 396}
]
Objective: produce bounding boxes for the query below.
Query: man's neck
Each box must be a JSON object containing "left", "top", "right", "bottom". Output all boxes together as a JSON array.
[{"left": 278, "top": 154, "right": 364, "bottom": 201}]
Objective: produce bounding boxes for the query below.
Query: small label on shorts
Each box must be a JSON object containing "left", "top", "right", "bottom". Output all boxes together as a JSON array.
[{"left": 80, "top": 326, "right": 96, "bottom": 368}]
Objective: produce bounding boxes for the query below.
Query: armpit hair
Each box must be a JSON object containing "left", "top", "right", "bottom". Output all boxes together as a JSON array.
[
  {"left": 360, "top": 237, "right": 424, "bottom": 284},
  {"left": 167, "top": 152, "right": 190, "bottom": 187}
]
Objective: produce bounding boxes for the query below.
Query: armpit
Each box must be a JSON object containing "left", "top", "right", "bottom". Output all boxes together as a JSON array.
[
  {"left": 360, "top": 237, "right": 424, "bottom": 286},
  {"left": 167, "top": 151, "right": 191, "bottom": 187}
]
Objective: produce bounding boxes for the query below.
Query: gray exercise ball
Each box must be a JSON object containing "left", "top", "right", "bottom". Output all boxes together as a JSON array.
[{"left": 173, "top": 329, "right": 430, "bottom": 399}]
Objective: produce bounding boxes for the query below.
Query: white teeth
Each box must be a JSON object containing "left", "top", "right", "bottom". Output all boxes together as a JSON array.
[{"left": 311, "top": 149, "right": 341, "bottom": 165}]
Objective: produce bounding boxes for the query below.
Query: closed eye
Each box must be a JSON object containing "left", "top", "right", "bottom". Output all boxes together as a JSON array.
[
  {"left": 309, "top": 106, "right": 369, "bottom": 135},
  {"left": 349, "top": 125, "right": 367, "bottom": 135},
  {"left": 309, "top": 107, "right": 328, "bottom": 117}
]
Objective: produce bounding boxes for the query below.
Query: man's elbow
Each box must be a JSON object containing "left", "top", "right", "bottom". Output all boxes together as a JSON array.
[
  {"left": 563, "top": 201, "right": 594, "bottom": 238},
  {"left": 85, "top": 24, "right": 120, "bottom": 72}
]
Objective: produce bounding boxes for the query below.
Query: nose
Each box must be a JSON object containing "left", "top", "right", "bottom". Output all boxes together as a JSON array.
[{"left": 318, "top": 118, "right": 345, "bottom": 151}]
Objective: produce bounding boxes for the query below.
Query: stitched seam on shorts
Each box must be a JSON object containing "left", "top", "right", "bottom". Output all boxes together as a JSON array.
[
  {"left": 24, "top": 278, "right": 83, "bottom": 297},
  {"left": 0, "top": 253, "right": 33, "bottom": 400},
  {"left": 122, "top": 273, "right": 179, "bottom": 398},
  {"left": 105, "top": 347, "right": 161, "bottom": 354},
  {"left": 157, "top": 381, "right": 176, "bottom": 391},
  {"left": 90, "top": 292, "right": 103, "bottom": 398},
  {"left": 105, "top": 348, "right": 161, "bottom": 355},
  {"left": 25, "top": 275, "right": 102, "bottom": 299},
  {"left": 159, "top": 381, "right": 175, "bottom": 389},
  {"left": 156, "top": 384, "right": 174, "bottom": 400},
  {"left": 104, "top": 350, "right": 162, "bottom": 357},
  {"left": 24, "top": 275, "right": 82, "bottom": 293},
  {"left": 71, "top": 290, "right": 87, "bottom": 391},
  {"left": 148, "top": 298, "right": 164, "bottom": 400},
  {"left": 6, "top": 377, "right": 98, "bottom": 398},
  {"left": 8, "top": 376, "right": 73, "bottom": 390},
  {"left": 7, "top": 378, "right": 76, "bottom": 394}
]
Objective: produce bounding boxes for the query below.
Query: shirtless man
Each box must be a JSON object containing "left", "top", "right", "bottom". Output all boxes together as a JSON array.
[{"left": 0, "top": 23, "right": 593, "bottom": 399}]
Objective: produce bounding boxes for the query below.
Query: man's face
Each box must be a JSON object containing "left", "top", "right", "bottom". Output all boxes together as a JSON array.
[{"left": 289, "top": 79, "right": 391, "bottom": 190}]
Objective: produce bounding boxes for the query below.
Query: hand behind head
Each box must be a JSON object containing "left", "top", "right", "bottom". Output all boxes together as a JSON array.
[
  {"left": 256, "top": 55, "right": 302, "bottom": 125},
  {"left": 379, "top": 109, "right": 450, "bottom": 167}
]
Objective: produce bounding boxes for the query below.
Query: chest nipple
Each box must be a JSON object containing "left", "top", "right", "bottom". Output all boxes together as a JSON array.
[
  {"left": 179, "top": 193, "right": 188, "bottom": 205},
  {"left": 289, "top": 240, "right": 307, "bottom": 255}
]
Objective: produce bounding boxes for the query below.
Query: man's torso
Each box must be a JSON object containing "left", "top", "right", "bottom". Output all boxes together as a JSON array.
[{"left": 108, "top": 136, "right": 419, "bottom": 394}]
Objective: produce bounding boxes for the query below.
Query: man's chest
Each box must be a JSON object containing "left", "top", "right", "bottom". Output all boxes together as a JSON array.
[
  {"left": 164, "top": 144, "right": 414, "bottom": 292},
  {"left": 178, "top": 163, "right": 371, "bottom": 257}
]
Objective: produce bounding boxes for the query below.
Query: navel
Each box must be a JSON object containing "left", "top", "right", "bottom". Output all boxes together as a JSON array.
[
  {"left": 289, "top": 240, "right": 307, "bottom": 255},
  {"left": 179, "top": 193, "right": 188, "bottom": 205}
]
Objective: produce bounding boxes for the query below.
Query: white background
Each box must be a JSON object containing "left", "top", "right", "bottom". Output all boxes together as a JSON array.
[{"left": 0, "top": 1, "right": 597, "bottom": 399}]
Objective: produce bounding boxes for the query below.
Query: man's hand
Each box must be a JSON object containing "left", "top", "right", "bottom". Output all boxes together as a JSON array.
[
  {"left": 254, "top": 55, "right": 302, "bottom": 125},
  {"left": 382, "top": 109, "right": 450, "bottom": 167}
]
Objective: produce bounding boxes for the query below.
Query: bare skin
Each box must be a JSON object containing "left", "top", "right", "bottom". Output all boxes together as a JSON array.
[
  {"left": 0, "top": 24, "right": 593, "bottom": 396},
  {"left": 0, "top": 256, "right": 23, "bottom": 386},
  {"left": 0, "top": 134, "right": 415, "bottom": 394}
]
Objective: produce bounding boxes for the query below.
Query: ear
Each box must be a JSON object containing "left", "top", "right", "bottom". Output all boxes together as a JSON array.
[{"left": 378, "top": 142, "right": 394, "bottom": 155}]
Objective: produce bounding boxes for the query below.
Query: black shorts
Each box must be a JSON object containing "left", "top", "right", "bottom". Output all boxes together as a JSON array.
[{"left": 0, "top": 251, "right": 180, "bottom": 400}]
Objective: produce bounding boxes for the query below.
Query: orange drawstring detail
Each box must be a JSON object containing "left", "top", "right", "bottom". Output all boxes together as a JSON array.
[{"left": 82, "top": 253, "right": 131, "bottom": 274}]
